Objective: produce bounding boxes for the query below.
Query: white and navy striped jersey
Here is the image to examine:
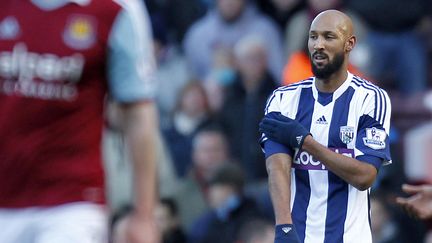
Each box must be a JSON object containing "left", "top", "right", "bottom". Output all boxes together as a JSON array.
[{"left": 261, "top": 72, "right": 391, "bottom": 243}]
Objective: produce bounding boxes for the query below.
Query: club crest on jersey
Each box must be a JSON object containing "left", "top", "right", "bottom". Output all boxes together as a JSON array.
[
  {"left": 363, "top": 127, "right": 386, "bottom": 150},
  {"left": 63, "top": 15, "right": 97, "bottom": 50},
  {"left": 340, "top": 126, "right": 354, "bottom": 144}
]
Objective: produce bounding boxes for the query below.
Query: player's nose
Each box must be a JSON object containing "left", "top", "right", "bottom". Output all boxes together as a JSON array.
[{"left": 313, "top": 36, "right": 325, "bottom": 51}]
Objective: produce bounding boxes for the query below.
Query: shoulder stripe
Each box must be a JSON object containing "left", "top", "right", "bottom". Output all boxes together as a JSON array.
[
  {"left": 352, "top": 78, "right": 379, "bottom": 120},
  {"left": 278, "top": 81, "right": 313, "bottom": 91},
  {"left": 353, "top": 76, "right": 388, "bottom": 125},
  {"left": 352, "top": 77, "right": 387, "bottom": 124}
]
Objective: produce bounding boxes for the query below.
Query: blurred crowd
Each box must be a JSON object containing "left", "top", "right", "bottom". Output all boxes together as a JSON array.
[{"left": 105, "top": 0, "right": 432, "bottom": 242}]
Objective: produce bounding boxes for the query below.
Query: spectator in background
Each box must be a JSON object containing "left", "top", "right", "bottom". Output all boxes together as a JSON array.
[
  {"left": 183, "top": 0, "right": 284, "bottom": 83},
  {"left": 255, "top": 0, "right": 305, "bottom": 31},
  {"left": 150, "top": 13, "right": 191, "bottom": 128},
  {"left": 203, "top": 47, "right": 237, "bottom": 113},
  {"left": 156, "top": 198, "right": 187, "bottom": 243},
  {"left": 112, "top": 197, "right": 188, "bottom": 243},
  {"left": 188, "top": 163, "right": 265, "bottom": 243},
  {"left": 347, "top": 0, "right": 430, "bottom": 94},
  {"left": 236, "top": 219, "right": 275, "bottom": 243},
  {"left": 370, "top": 192, "right": 401, "bottom": 243},
  {"left": 173, "top": 126, "right": 231, "bottom": 229},
  {"left": 218, "top": 35, "right": 277, "bottom": 181},
  {"left": 103, "top": 100, "right": 178, "bottom": 213},
  {"left": 144, "top": 0, "right": 207, "bottom": 45},
  {"left": 163, "top": 82, "right": 213, "bottom": 178}
]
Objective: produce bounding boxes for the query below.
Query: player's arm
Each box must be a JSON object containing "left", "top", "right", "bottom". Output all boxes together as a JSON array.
[
  {"left": 260, "top": 89, "right": 392, "bottom": 191},
  {"left": 302, "top": 136, "right": 376, "bottom": 190},
  {"left": 260, "top": 114, "right": 379, "bottom": 191},
  {"left": 312, "top": 89, "right": 393, "bottom": 190},
  {"left": 264, "top": 143, "right": 300, "bottom": 243},
  {"left": 261, "top": 92, "right": 300, "bottom": 242},
  {"left": 107, "top": 1, "right": 160, "bottom": 242},
  {"left": 266, "top": 153, "right": 293, "bottom": 224},
  {"left": 120, "top": 101, "right": 159, "bottom": 236}
]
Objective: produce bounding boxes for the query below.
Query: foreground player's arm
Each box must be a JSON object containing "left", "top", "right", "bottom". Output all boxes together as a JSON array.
[
  {"left": 121, "top": 101, "right": 159, "bottom": 240},
  {"left": 107, "top": 1, "right": 160, "bottom": 242},
  {"left": 302, "top": 136, "right": 376, "bottom": 190}
]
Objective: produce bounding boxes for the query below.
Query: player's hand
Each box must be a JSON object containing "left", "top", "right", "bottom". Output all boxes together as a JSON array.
[
  {"left": 113, "top": 212, "right": 160, "bottom": 243},
  {"left": 274, "top": 224, "right": 300, "bottom": 243},
  {"left": 260, "top": 112, "right": 311, "bottom": 150},
  {"left": 396, "top": 184, "right": 432, "bottom": 220}
]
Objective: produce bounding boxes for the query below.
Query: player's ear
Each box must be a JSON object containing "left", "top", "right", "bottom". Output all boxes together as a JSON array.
[{"left": 345, "top": 35, "right": 356, "bottom": 52}]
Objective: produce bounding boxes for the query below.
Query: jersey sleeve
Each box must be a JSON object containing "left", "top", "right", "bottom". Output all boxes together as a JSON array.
[
  {"left": 355, "top": 89, "right": 392, "bottom": 169},
  {"left": 107, "top": 0, "right": 157, "bottom": 103},
  {"left": 260, "top": 89, "right": 294, "bottom": 158}
]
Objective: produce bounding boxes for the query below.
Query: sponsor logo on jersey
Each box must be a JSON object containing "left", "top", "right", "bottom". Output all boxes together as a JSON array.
[
  {"left": 293, "top": 148, "right": 354, "bottom": 170},
  {"left": 340, "top": 126, "right": 355, "bottom": 144},
  {"left": 0, "top": 16, "right": 20, "bottom": 40},
  {"left": 315, "top": 115, "right": 328, "bottom": 125},
  {"left": 0, "top": 43, "right": 85, "bottom": 101},
  {"left": 363, "top": 127, "right": 386, "bottom": 150},
  {"left": 63, "top": 15, "right": 97, "bottom": 50}
]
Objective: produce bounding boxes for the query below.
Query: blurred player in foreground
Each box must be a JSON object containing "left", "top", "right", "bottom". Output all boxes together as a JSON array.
[
  {"left": 259, "top": 10, "right": 391, "bottom": 243},
  {"left": 0, "top": 0, "right": 159, "bottom": 242}
]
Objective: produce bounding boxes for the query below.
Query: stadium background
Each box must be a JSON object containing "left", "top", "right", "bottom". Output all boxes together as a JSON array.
[{"left": 104, "top": 0, "right": 432, "bottom": 242}]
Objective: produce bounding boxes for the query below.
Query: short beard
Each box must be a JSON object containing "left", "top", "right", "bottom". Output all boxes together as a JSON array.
[{"left": 311, "top": 52, "right": 345, "bottom": 79}]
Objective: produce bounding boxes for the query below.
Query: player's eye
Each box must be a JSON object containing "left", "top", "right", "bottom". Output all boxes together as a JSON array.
[
  {"left": 325, "top": 34, "right": 338, "bottom": 40},
  {"left": 309, "top": 35, "right": 317, "bottom": 40}
]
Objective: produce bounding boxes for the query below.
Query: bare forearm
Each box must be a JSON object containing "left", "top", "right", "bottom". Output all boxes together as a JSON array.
[
  {"left": 302, "top": 136, "right": 376, "bottom": 190},
  {"left": 123, "top": 102, "right": 159, "bottom": 216},
  {"left": 266, "top": 153, "right": 293, "bottom": 224}
]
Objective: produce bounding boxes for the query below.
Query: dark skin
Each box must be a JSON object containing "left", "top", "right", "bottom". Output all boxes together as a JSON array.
[
  {"left": 308, "top": 10, "right": 356, "bottom": 92},
  {"left": 266, "top": 10, "right": 377, "bottom": 225}
]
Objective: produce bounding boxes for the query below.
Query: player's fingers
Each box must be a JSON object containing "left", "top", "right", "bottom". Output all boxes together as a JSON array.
[
  {"left": 396, "top": 197, "right": 419, "bottom": 219},
  {"left": 400, "top": 202, "right": 417, "bottom": 218},
  {"left": 402, "top": 184, "right": 422, "bottom": 195},
  {"left": 395, "top": 197, "right": 409, "bottom": 205}
]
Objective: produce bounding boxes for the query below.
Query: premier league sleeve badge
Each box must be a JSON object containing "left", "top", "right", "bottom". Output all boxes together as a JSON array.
[{"left": 363, "top": 127, "right": 386, "bottom": 150}]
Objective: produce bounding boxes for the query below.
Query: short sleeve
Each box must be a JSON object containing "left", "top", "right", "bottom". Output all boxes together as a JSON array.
[
  {"left": 355, "top": 89, "right": 392, "bottom": 168},
  {"left": 107, "top": 1, "right": 157, "bottom": 103},
  {"left": 260, "top": 90, "right": 294, "bottom": 158}
]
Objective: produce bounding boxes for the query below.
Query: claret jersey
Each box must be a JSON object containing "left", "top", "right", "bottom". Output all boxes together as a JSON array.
[
  {"left": 0, "top": 0, "right": 156, "bottom": 207},
  {"left": 261, "top": 72, "right": 391, "bottom": 243}
]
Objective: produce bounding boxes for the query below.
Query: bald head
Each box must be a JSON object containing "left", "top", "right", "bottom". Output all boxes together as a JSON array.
[{"left": 311, "top": 10, "right": 354, "bottom": 40}]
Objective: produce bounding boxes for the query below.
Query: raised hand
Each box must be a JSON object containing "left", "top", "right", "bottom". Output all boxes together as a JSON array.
[{"left": 260, "top": 112, "right": 311, "bottom": 150}]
